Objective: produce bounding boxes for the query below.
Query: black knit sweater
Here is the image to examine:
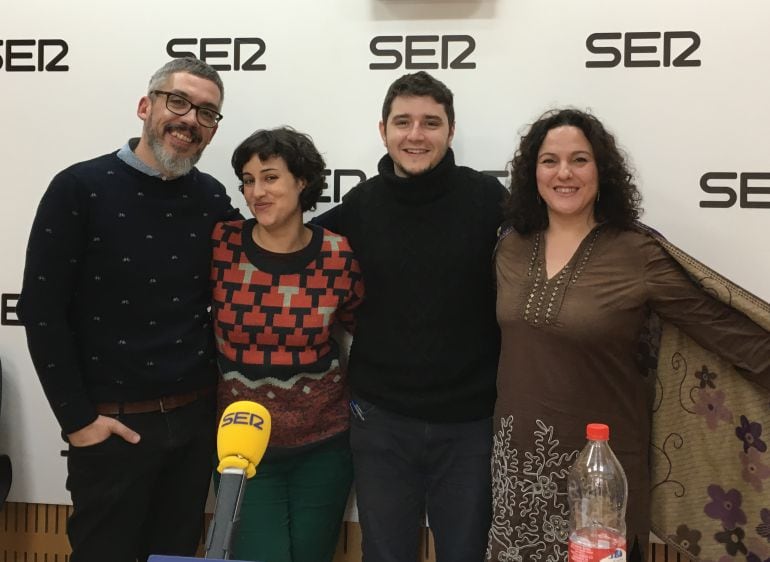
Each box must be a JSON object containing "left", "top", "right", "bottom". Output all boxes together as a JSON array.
[
  {"left": 18, "top": 150, "right": 240, "bottom": 434},
  {"left": 316, "top": 149, "right": 506, "bottom": 422}
]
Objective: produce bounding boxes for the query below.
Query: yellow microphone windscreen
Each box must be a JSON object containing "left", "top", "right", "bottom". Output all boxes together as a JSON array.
[{"left": 216, "top": 400, "right": 271, "bottom": 477}]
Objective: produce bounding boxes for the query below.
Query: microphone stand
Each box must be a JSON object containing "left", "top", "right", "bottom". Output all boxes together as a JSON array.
[{"left": 204, "top": 467, "right": 247, "bottom": 559}]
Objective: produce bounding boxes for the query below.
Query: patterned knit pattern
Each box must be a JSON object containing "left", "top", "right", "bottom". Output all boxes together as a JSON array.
[
  {"left": 18, "top": 149, "right": 239, "bottom": 433},
  {"left": 211, "top": 220, "right": 364, "bottom": 449}
]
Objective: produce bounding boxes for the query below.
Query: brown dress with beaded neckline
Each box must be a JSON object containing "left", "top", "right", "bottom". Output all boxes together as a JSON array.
[{"left": 486, "top": 224, "right": 770, "bottom": 562}]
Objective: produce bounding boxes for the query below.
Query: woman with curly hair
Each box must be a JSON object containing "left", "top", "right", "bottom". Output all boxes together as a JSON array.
[
  {"left": 486, "top": 109, "right": 770, "bottom": 562},
  {"left": 210, "top": 127, "right": 364, "bottom": 562}
]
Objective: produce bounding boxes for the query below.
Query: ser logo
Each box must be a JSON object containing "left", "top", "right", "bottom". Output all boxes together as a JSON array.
[
  {"left": 221, "top": 411, "right": 266, "bottom": 429},
  {"left": 1, "top": 293, "right": 20, "bottom": 326},
  {"left": 585, "top": 31, "right": 700, "bottom": 68},
  {"left": 700, "top": 172, "right": 770, "bottom": 209},
  {"left": 318, "top": 169, "right": 507, "bottom": 204},
  {"left": 482, "top": 170, "right": 510, "bottom": 184},
  {"left": 320, "top": 169, "right": 367, "bottom": 204},
  {"left": 167, "top": 38, "right": 266, "bottom": 71},
  {"left": 0, "top": 40, "right": 68, "bottom": 71},
  {"left": 370, "top": 35, "right": 476, "bottom": 70}
]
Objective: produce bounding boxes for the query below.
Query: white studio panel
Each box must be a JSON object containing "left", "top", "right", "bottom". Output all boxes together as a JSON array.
[{"left": 0, "top": 0, "right": 767, "bottom": 504}]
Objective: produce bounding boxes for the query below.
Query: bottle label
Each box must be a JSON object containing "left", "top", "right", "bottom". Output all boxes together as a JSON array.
[
  {"left": 568, "top": 542, "right": 626, "bottom": 562},
  {"left": 568, "top": 531, "right": 626, "bottom": 562}
]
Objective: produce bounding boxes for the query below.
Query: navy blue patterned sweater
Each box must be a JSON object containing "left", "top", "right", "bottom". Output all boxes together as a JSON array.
[{"left": 18, "top": 150, "right": 240, "bottom": 434}]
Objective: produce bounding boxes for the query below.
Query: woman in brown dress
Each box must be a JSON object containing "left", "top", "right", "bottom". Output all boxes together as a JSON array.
[{"left": 486, "top": 109, "right": 770, "bottom": 562}]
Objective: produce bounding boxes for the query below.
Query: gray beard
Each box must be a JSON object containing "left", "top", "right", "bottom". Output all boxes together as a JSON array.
[{"left": 145, "top": 123, "right": 203, "bottom": 178}]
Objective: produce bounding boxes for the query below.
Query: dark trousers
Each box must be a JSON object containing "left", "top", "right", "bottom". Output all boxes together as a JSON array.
[
  {"left": 66, "top": 397, "right": 216, "bottom": 562},
  {"left": 350, "top": 396, "right": 493, "bottom": 562}
]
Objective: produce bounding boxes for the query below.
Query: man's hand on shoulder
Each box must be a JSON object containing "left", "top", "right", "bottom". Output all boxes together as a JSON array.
[
  {"left": 311, "top": 204, "right": 342, "bottom": 232},
  {"left": 67, "top": 415, "right": 141, "bottom": 447}
]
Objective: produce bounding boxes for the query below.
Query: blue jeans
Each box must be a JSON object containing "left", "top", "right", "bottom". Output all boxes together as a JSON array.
[{"left": 350, "top": 396, "right": 493, "bottom": 562}]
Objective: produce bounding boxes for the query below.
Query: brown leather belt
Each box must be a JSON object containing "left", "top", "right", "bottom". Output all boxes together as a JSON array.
[{"left": 95, "top": 387, "right": 215, "bottom": 415}]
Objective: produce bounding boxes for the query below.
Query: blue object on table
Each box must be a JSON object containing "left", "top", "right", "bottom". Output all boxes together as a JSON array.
[{"left": 147, "top": 554, "right": 258, "bottom": 562}]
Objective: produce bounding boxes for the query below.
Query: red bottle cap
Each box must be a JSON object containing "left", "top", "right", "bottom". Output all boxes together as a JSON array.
[{"left": 586, "top": 423, "right": 609, "bottom": 440}]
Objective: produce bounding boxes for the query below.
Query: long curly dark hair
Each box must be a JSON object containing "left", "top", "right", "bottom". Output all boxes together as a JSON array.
[{"left": 503, "top": 108, "right": 642, "bottom": 234}]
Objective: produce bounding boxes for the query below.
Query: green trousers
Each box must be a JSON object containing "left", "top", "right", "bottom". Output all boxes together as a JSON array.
[{"left": 229, "top": 443, "right": 353, "bottom": 562}]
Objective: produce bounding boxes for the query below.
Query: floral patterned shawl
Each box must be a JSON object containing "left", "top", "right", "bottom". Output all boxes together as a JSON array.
[{"left": 643, "top": 225, "right": 770, "bottom": 562}]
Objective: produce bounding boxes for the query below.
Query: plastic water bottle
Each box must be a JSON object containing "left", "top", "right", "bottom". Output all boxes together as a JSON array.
[{"left": 567, "top": 423, "right": 628, "bottom": 562}]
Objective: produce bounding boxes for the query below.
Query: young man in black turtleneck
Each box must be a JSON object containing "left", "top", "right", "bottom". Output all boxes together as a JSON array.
[{"left": 316, "top": 71, "right": 506, "bottom": 562}]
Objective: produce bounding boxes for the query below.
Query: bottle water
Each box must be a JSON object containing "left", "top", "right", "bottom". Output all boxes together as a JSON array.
[{"left": 567, "top": 423, "right": 628, "bottom": 562}]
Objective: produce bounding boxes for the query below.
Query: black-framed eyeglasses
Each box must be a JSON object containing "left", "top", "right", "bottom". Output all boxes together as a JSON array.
[{"left": 151, "top": 90, "right": 223, "bottom": 128}]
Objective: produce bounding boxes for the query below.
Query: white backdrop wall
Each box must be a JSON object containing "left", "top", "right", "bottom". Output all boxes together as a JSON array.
[{"left": 1, "top": 0, "right": 768, "bottom": 504}]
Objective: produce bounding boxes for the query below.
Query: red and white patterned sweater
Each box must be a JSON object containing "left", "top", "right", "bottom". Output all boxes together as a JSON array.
[{"left": 211, "top": 220, "right": 364, "bottom": 452}]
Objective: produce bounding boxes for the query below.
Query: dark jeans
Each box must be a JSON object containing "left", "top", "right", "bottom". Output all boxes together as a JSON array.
[
  {"left": 66, "top": 396, "right": 216, "bottom": 562},
  {"left": 350, "top": 396, "right": 493, "bottom": 562}
]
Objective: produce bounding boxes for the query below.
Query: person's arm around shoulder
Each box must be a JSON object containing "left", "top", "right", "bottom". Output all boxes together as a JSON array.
[
  {"left": 464, "top": 167, "right": 508, "bottom": 218},
  {"left": 311, "top": 180, "right": 368, "bottom": 236},
  {"left": 332, "top": 231, "right": 365, "bottom": 333},
  {"left": 481, "top": 171, "right": 509, "bottom": 209},
  {"left": 312, "top": 204, "right": 344, "bottom": 234},
  {"left": 211, "top": 177, "right": 244, "bottom": 222},
  {"left": 473, "top": 170, "right": 508, "bottom": 239}
]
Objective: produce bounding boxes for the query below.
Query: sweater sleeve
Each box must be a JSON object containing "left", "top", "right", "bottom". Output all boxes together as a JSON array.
[
  {"left": 335, "top": 254, "right": 365, "bottom": 334},
  {"left": 311, "top": 204, "right": 344, "bottom": 234},
  {"left": 642, "top": 235, "right": 770, "bottom": 390},
  {"left": 485, "top": 173, "right": 508, "bottom": 222},
  {"left": 215, "top": 184, "right": 244, "bottom": 222},
  {"left": 18, "top": 171, "right": 98, "bottom": 434},
  {"left": 310, "top": 180, "right": 367, "bottom": 237}
]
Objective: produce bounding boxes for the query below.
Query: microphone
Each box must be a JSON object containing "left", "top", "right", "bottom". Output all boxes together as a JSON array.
[{"left": 205, "top": 401, "right": 271, "bottom": 560}]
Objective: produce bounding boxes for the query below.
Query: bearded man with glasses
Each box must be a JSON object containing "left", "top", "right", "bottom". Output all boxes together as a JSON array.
[{"left": 18, "top": 58, "right": 240, "bottom": 562}]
